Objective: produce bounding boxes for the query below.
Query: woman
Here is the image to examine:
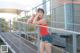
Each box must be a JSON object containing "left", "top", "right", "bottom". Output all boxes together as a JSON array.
[{"left": 27, "top": 8, "right": 52, "bottom": 53}]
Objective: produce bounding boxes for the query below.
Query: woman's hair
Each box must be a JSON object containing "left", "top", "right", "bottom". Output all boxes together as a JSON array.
[{"left": 37, "top": 8, "right": 44, "bottom": 14}]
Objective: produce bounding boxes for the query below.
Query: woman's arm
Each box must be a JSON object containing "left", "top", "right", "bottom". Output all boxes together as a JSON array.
[
  {"left": 32, "top": 14, "right": 39, "bottom": 24},
  {"left": 26, "top": 17, "right": 32, "bottom": 24},
  {"left": 37, "top": 19, "right": 47, "bottom": 25},
  {"left": 27, "top": 16, "right": 34, "bottom": 24}
]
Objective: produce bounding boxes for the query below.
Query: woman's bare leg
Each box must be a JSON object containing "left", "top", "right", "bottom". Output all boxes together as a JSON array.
[
  {"left": 45, "top": 42, "right": 52, "bottom": 53},
  {"left": 40, "top": 41, "right": 45, "bottom": 53}
]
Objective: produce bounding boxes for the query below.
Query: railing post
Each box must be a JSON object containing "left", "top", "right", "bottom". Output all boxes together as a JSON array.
[
  {"left": 37, "top": 33, "right": 40, "bottom": 53},
  {"left": 10, "top": 19, "right": 11, "bottom": 32},
  {"left": 36, "top": 25, "right": 40, "bottom": 53},
  {"left": 72, "top": 34, "right": 77, "bottom": 53}
]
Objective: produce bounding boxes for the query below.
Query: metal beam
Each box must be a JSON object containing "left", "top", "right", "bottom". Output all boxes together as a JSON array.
[{"left": 42, "top": 0, "right": 47, "bottom": 15}]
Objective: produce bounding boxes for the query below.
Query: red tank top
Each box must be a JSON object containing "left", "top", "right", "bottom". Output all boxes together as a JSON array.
[
  {"left": 39, "top": 24, "right": 48, "bottom": 37},
  {"left": 29, "top": 16, "right": 48, "bottom": 36}
]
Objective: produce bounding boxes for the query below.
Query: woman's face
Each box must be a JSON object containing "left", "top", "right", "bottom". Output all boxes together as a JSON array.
[{"left": 36, "top": 11, "right": 44, "bottom": 17}]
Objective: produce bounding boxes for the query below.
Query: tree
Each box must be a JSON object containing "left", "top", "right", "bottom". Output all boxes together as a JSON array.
[{"left": 0, "top": 18, "right": 9, "bottom": 32}]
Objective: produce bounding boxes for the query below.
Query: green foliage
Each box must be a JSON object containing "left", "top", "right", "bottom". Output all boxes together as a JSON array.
[
  {"left": 27, "top": 24, "right": 35, "bottom": 32},
  {"left": 12, "top": 21, "right": 18, "bottom": 31},
  {"left": 12, "top": 16, "right": 35, "bottom": 32},
  {"left": 0, "top": 18, "right": 9, "bottom": 32},
  {"left": 12, "top": 21, "right": 35, "bottom": 32}
]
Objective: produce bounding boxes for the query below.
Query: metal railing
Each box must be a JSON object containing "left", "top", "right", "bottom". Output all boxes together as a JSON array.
[
  {"left": 1, "top": 17, "right": 79, "bottom": 53},
  {"left": 12, "top": 20, "right": 79, "bottom": 53}
]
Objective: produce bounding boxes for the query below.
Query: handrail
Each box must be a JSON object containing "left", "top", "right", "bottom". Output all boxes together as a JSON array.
[
  {"left": 13, "top": 20, "right": 80, "bottom": 34},
  {"left": 1, "top": 19, "right": 80, "bottom": 35}
]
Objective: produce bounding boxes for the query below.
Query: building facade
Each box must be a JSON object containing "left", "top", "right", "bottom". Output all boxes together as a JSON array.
[{"left": 50, "top": 0, "right": 80, "bottom": 53}]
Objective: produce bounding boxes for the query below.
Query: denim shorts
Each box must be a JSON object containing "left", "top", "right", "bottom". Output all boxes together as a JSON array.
[{"left": 40, "top": 34, "right": 53, "bottom": 43}]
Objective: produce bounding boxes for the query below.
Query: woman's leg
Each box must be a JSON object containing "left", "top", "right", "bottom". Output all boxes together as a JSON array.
[
  {"left": 40, "top": 41, "right": 45, "bottom": 53},
  {"left": 45, "top": 42, "right": 52, "bottom": 53}
]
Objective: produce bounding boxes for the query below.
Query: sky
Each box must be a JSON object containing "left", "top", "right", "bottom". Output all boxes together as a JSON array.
[{"left": 0, "top": 0, "right": 42, "bottom": 21}]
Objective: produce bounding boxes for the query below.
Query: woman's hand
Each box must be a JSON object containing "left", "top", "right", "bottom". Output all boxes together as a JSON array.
[
  {"left": 32, "top": 13, "right": 40, "bottom": 24},
  {"left": 35, "top": 13, "right": 40, "bottom": 18}
]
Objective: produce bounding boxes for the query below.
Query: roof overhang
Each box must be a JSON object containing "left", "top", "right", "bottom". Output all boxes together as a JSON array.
[
  {"left": 0, "top": 8, "right": 23, "bottom": 15},
  {"left": 0, "top": 2, "right": 27, "bottom": 15}
]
